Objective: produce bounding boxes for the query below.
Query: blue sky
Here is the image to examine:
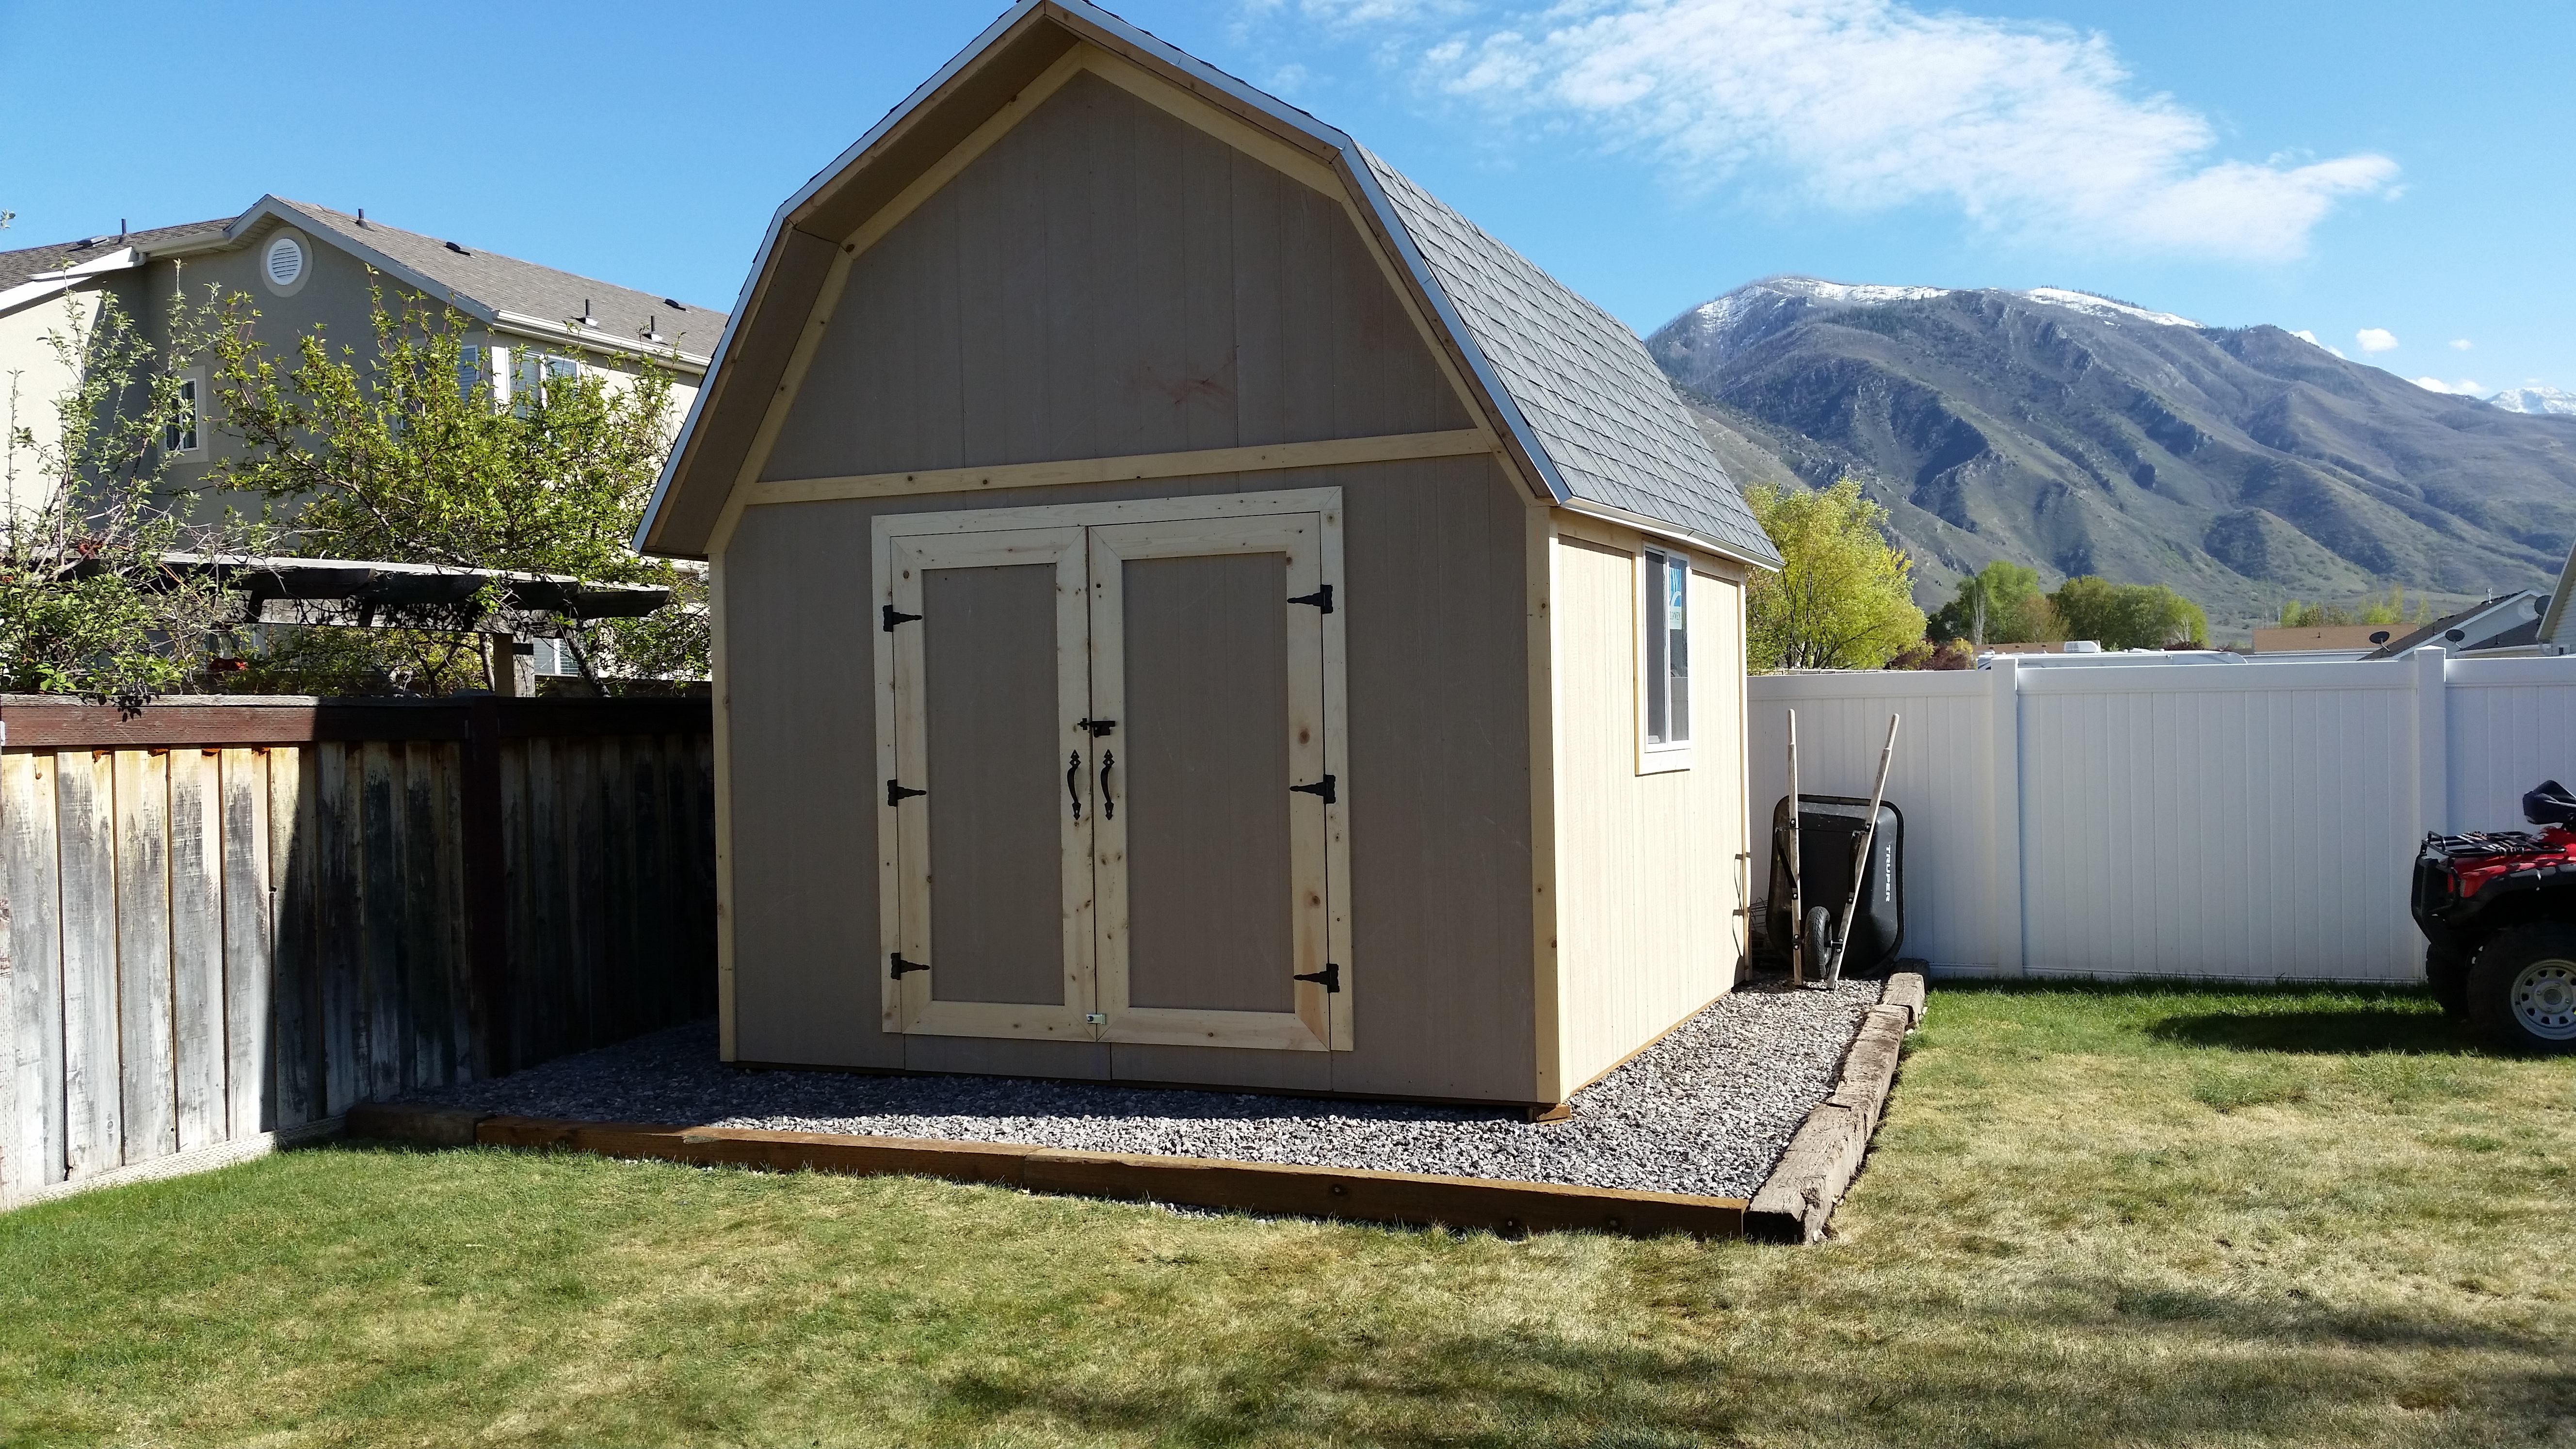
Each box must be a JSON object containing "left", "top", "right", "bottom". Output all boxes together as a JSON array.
[{"left": 4, "top": 0, "right": 2567, "bottom": 395}]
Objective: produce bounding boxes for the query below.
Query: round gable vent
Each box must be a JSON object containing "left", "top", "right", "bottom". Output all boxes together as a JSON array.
[
  {"left": 265, "top": 234, "right": 304, "bottom": 286},
  {"left": 258, "top": 231, "right": 312, "bottom": 295}
]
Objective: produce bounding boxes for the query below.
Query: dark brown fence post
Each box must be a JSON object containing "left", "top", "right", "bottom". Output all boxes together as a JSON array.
[{"left": 461, "top": 697, "right": 510, "bottom": 1079}]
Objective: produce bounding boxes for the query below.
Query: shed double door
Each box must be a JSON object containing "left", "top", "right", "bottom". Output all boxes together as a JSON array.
[{"left": 875, "top": 492, "right": 1349, "bottom": 1052}]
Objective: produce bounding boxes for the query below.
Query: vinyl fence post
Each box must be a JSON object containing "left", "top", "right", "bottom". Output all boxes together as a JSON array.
[
  {"left": 0, "top": 710, "right": 15, "bottom": 1208},
  {"left": 2415, "top": 646, "right": 2448, "bottom": 841},
  {"left": 1989, "top": 657, "right": 2025, "bottom": 977}
]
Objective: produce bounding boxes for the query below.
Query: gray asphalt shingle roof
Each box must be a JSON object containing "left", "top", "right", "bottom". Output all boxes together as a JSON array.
[
  {"left": 266, "top": 201, "right": 727, "bottom": 358},
  {"left": 1361, "top": 150, "right": 1781, "bottom": 569},
  {"left": 0, "top": 219, "right": 229, "bottom": 290}
]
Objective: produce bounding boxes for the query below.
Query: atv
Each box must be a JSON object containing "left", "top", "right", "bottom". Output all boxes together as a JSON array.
[{"left": 2412, "top": 779, "right": 2576, "bottom": 1053}]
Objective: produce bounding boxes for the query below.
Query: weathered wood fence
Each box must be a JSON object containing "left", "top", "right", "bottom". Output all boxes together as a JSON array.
[{"left": 0, "top": 695, "right": 715, "bottom": 1206}]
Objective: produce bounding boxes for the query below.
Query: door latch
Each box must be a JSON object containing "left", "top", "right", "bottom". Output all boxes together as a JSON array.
[
  {"left": 1289, "top": 773, "right": 1336, "bottom": 805},
  {"left": 1293, "top": 963, "right": 1341, "bottom": 993},
  {"left": 1076, "top": 718, "right": 1116, "bottom": 737}
]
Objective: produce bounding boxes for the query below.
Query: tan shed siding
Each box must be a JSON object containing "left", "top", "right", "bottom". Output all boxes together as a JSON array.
[
  {"left": 717, "top": 454, "right": 1539, "bottom": 1100},
  {"left": 759, "top": 69, "right": 1469, "bottom": 485},
  {"left": 1550, "top": 531, "right": 1749, "bottom": 1091}
]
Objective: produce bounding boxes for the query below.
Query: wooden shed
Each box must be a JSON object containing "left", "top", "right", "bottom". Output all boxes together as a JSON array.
[{"left": 636, "top": 0, "right": 1784, "bottom": 1110}]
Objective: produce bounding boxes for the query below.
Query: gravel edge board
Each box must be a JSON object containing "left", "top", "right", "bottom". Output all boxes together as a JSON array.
[{"left": 398, "top": 978, "right": 1886, "bottom": 1200}]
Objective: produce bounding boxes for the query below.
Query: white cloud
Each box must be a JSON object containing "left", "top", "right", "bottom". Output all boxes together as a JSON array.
[
  {"left": 1298, "top": 0, "right": 2399, "bottom": 261},
  {"left": 2413, "top": 377, "right": 2485, "bottom": 395},
  {"left": 2449, "top": 338, "right": 2473, "bottom": 351},
  {"left": 2290, "top": 329, "right": 2348, "bottom": 358},
  {"left": 1270, "top": 62, "right": 1312, "bottom": 92},
  {"left": 2356, "top": 327, "right": 2399, "bottom": 353}
]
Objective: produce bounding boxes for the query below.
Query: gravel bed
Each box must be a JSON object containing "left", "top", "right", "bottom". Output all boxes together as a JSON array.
[{"left": 402, "top": 978, "right": 1884, "bottom": 1199}]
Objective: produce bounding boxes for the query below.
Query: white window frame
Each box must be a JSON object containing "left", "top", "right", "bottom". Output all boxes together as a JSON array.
[
  {"left": 1636, "top": 544, "right": 1693, "bottom": 774},
  {"left": 163, "top": 369, "right": 204, "bottom": 456}
]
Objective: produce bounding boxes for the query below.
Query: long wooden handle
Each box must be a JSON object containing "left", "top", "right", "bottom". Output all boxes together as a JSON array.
[
  {"left": 1827, "top": 714, "right": 1900, "bottom": 985},
  {"left": 1786, "top": 709, "right": 1803, "bottom": 983}
]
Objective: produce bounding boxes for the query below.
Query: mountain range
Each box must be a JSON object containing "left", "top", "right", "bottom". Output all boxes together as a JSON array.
[{"left": 1647, "top": 277, "right": 2576, "bottom": 637}]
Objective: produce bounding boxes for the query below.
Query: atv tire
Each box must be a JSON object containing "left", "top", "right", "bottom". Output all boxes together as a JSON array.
[
  {"left": 2467, "top": 923, "right": 2576, "bottom": 1054},
  {"left": 2426, "top": 944, "right": 2472, "bottom": 1019}
]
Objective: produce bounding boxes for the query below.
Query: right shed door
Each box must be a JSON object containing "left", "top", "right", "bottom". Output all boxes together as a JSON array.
[{"left": 1088, "top": 512, "right": 1339, "bottom": 1051}]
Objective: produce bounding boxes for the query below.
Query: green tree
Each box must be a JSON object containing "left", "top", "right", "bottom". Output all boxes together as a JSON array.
[
  {"left": 1745, "top": 477, "right": 1926, "bottom": 671},
  {"left": 206, "top": 282, "right": 703, "bottom": 693},
  {"left": 2050, "top": 576, "right": 2207, "bottom": 649},
  {"left": 1928, "top": 561, "right": 2060, "bottom": 645},
  {"left": 1, "top": 287, "right": 262, "bottom": 696}
]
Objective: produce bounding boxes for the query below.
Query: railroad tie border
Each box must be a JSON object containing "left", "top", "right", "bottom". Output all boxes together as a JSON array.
[{"left": 1744, "top": 970, "right": 1926, "bottom": 1243}]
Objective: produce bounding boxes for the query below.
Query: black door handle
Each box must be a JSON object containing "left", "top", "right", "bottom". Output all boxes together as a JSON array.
[
  {"left": 1099, "top": 750, "right": 1116, "bottom": 821},
  {"left": 1066, "top": 752, "right": 1083, "bottom": 821}
]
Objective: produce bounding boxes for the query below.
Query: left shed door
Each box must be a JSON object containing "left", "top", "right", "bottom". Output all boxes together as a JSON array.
[{"left": 883, "top": 527, "right": 1099, "bottom": 1039}]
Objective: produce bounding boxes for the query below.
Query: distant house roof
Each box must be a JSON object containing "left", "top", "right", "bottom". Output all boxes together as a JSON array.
[
  {"left": 637, "top": 0, "right": 1779, "bottom": 568},
  {"left": 1360, "top": 151, "right": 1778, "bottom": 567},
  {"left": 0, "top": 219, "right": 228, "bottom": 290},
  {"left": 2360, "top": 590, "right": 2545, "bottom": 660},
  {"left": 0, "top": 201, "right": 724, "bottom": 370}
]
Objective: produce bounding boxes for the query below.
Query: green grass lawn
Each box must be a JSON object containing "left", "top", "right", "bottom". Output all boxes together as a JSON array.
[{"left": 3, "top": 984, "right": 2570, "bottom": 1449}]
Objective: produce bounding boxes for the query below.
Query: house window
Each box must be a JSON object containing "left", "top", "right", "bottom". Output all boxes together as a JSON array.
[
  {"left": 459, "top": 345, "right": 484, "bottom": 402},
  {"left": 163, "top": 374, "right": 201, "bottom": 454},
  {"left": 1642, "top": 546, "right": 1690, "bottom": 759},
  {"left": 513, "top": 352, "right": 580, "bottom": 414}
]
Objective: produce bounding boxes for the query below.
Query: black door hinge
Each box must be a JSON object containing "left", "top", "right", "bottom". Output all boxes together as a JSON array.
[
  {"left": 1293, "top": 962, "right": 1341, "bottom": 993},
  {"left": 1076, "top": 717, "right": 1117, "bottom": 737},
  {"left": 883, "top": 604, "right": 923, "bottom": 632},
  {"left": 886, "top": 780, "right": 927, "bottom": 807},
  {"left": 1288, "top": 584, "right": 1334, "bottom": 614},
  {"left": 1290, "top": 773, "right": 1336, "bottom": 805},
  {"left": 890, "top": 952, "right": 928, "bottom": 979}
]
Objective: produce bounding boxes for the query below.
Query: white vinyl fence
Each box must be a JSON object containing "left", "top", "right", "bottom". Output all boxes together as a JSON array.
[{"left": 1749, "top": 650, "right": 2576, "bottom": 982}]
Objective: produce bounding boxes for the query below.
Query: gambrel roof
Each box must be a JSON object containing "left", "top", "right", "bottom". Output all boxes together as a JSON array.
[
  {"left": 637, "top": 0, "right": 1778, "bottom": 570},
  {"left": 1360, "top": 152, "right": 1778, "bottom": 568}
]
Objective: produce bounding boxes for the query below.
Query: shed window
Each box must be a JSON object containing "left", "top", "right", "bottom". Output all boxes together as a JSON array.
[
  {"left": 163, "top": 375, "right": 200, "bottom": 454},
  {"left": 1643, "top": 547, "right": 1689, "bottom": 750}
]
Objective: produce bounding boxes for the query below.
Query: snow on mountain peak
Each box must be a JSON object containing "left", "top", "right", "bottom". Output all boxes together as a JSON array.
[
  {"left": 2487, "top": 386, "right": 2576, "bottom": 417},
  {"left": 2016, "top": 288, "right": 2201, "bottom": 328}
]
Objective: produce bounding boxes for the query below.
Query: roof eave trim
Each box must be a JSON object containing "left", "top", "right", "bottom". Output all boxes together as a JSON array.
[
  {"left": 1333, "top": 153, "right": 1573, "bottom": 514},
  {"left": 490, "top": 310, "right": 710, "bottom": 372},
  {"left": 1558, "top": 497, "right": 1781, "bottom": 573}
]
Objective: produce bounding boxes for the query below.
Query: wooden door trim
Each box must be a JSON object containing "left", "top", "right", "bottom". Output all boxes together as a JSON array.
[{"left": 875, "top": 525, "right": 1099, "bottom": 1042}]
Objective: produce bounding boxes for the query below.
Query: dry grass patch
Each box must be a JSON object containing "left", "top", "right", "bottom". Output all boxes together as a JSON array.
[{"left": 0, "top": 983, "right": 2568, "bottom": 1447}]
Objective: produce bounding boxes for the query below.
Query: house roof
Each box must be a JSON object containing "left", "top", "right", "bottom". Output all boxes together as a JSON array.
[
  {"left": 0, "top": 203, "right": 723, "bottom": 370},
  {"left": 238, "top": 200, "right": 725, "bottom": 365},
  {"left": 2359, "top": 590, "right": 2544, "bottom": 660},
  {"left": 0, "top": 219, "right": 229, "bottom": 290},
  {"left": 635, "top": 0, "right": 1777, "bottom": 569}
]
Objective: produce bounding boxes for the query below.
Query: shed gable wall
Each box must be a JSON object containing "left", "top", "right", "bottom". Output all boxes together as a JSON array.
[{"left": 759, "top": 67, "right": 1472, "bottom": 485}]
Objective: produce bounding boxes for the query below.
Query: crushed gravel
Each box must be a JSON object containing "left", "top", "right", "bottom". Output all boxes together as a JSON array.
[{"left": 403, "top": 977, "right": 1884, "bottom": 1199}]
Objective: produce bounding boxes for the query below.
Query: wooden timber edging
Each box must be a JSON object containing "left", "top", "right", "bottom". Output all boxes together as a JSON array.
[
  {"left": 1744, "top": 972, "right": 1926, "bottom": 1243},
  {"left": 343, "top": 1105, "right": 1749, "bottom": 1239}
]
